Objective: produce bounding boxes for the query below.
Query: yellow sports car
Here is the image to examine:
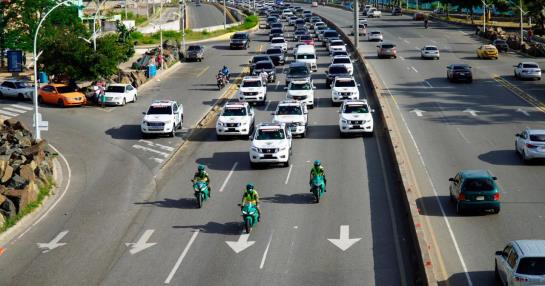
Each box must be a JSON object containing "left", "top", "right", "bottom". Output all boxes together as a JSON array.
[{"left": 476, "top": 44, "right": 499, "bottom": 59}]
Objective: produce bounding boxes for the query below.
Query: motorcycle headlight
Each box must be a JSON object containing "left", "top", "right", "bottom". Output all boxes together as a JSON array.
[
  {"left": 242, "top": 210, "right": 248, "bottom": 215},
  {"left": 249, "top": 211, "right": 255, "bottom": 215}
]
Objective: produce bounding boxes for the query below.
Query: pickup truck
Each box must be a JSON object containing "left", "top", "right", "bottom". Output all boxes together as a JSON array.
[{"left": 367, "top": 8, "right": 382, "bottom": 18}]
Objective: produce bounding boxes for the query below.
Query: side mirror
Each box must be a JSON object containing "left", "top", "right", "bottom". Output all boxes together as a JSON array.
[
  {"left": 270, "top": 112, "right": 275, "bottom": 115},
  {"left": 515, "top": 133, "right": 521, "bottom": 137},
  {"left": 448, "top": 178, "right": 454, "bottom": 182},
  {"left": 284, "top": 87, "right": 288, "bottom": 90},
  {"left": 142, "top": 112, "right": 146, "bottom": 115},
  {"left": 495, "top": 251, "right": 504, "bottom": 256},
  {"left": 371, "top": 109, "right": 376, "bottom": 113},
  {"left": 492, "top": 176, "right": 498, "bottom": 180}
]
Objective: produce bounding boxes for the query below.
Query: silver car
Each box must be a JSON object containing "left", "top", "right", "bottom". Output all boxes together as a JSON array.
[
  {"left": 420, "top": 45, "right": 440, "bottom": 60},
  {"left": 495, "top": 240, "right": 545, "bottom": 286},
  {"left": 514, "top": 62, "right": 542, "bottom": 80},
  {"left": 515, "top": 128, "right": 545, "bottom": 163}
]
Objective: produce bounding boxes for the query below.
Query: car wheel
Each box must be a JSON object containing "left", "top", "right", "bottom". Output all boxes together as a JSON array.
[
  {"left": 170, "top": 124, "right": 176, "bottom": 137},
  {"left": 133, "top": 94, "right": 137, "bottom": 102},
  {"left": 141, "top": 132, "right": 149, "bottom": 139},
  {"left": 467, "top": 78, "right": 473, "bottom": 83},
  {"left": 456, "top": 201, "right": 464, "bottom": 215},
  {"left": 0, "top": 91, "right": 4, "bottom": 98},
  {"left": 38, "top": 96, "right": 44, "bottom": 104},
  {"left": 309, "top": 103, "right": 314, "bottom": 109},
  {"left": 17, "top": 93, "right": 25, "bottom": 100},
  {"left": 492, "top": 207, "right": 500, "bottom": 214},
  {"left": 250, "top": 161, "right": 258, "bottom": 169},
  {"left": 122, "top": 98, "right": 126, "bottom": 106},
  {"left": 57, "top": 99, "right": 65, "bottom": 107},
  {"left": 216, "top": 134, "right": 224, "bottom": 141},
  {"left": 522, "top": 150, "right": 530, "bottom": 164},
  {"left": 514, "top": 71, "right": 518, "bottom": 79},
  {"left": 283, "top": 156, "right": 290, "bottom": 167},
  {"left": 495, "top": 262, "right": 501, "bottom": 281}
]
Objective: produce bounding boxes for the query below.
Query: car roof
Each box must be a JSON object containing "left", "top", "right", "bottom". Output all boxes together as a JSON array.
[
  {"left": 257, "top": 122, "right": 284, "bottom": 129},
  {"left": 255, "top": 60, "right": 274, "bottom": 65},
  {"left": 242, "top": 76, "right": 262, "bottom": 81},
  {"left": 224, "top": 101, "right": 249, "bottom": 108},
  {"left": 520, "top": 61, "right": 539, "bottom": 65},
  {"left": 48, "top": 83, "right": 70, "bottom": 87},
  {"left": 271, "top": 37, "right": 285, "bottom": 41},
  {"left": 423, "top": 45, "right": 438, "bottom": 49},
  {"left": 344, "top": 99, "right": 368, "bottom": 105},
  {"left": 513, "top": 240, "right": 545, "bottom": 257},
  {"left": 451, "top": 64, "right": 470, "bottom": 68},
  {"left": 278, "top": 99, "right": 303, "bottom": 106},
  {"left": 526, "top": 128, "right": 545, "bottom": 135},
  {"left": 290, "top": 79, "right": 312, "bottom": 84},
  {"left": 151, "top": 100, "right": 176, "bottom": 106},
  {"left": 329, "top": 63, "right": 348, "bottom": 69},
  {"left": 333, "top": 55, "right": 350, "bottom": 60},
  {"left": 108, "top": 83, "right": 129, "bottom": 87},
  {"left": 335, "top": 76, "right": 355, "bottom": 81},
  {"left": 458, "top": 169, "right": 492, "bottom": 179},
  {"left": 289, "top": 61, "right": 308, "bottom": 67}
]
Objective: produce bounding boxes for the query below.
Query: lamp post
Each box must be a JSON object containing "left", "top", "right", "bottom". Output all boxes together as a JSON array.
[
  {"left": 223, "top": 0, "right": 227, "bottom": 29},
  {"left": 93, "top": 0, "right": 108, "bottom": 51},
  {"left": 481, "top": 0, "right": 487, "bottom": 33},
  {"left": 33, "top": 0, "right": 72, "bottom": 140},
  {"left": 159, "top": 0, "right": 164, "bottom": 70},
  {"left": 353, "top": 0, "right": 358, "bottom": 48}
]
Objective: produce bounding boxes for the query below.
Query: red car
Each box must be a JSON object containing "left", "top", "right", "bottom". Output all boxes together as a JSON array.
[{"left": 299, "top": 35, "right": 315, "bottom": 46}]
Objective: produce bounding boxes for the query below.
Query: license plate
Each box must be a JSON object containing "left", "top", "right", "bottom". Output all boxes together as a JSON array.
[
  {"left": 476, "top": 196, "right": 485, "bottom": 201},
  {"left": 228, "top": 128, "right": 236, "bottom": 132},
  {"left": 290, "top": 127, "right": 297, "bottom": 131},
  {"left": 353, "top": 125, "right": 361, "bottom": 129},
  {"left": 150, "top": 126, "right": 163, "bottom": 130},
  {"left": 263, "top": 155, "right": 273, "bottom": 159}
]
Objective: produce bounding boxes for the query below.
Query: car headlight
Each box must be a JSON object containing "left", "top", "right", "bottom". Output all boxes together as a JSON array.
[
  {"left": 165, "top": 120, "right": 172, "bottom": 125},
  {"left": 251, "top": 147, "right": 259, "bottom": 152},
  {"left": 279, "top": 146, "right": 287, "bottom": 151},
  {"left": 241, "top": 121, "right": 249, "bottom": 126},
  {"left": 143, "top": 120, "right": 148, "bottom": 125},
  {"left": 217, "top": 122, "right": 224, "bottom": 127},
  {"left": 333, "top": 91, "right": 339, "bottom": 96},
  {"left": 341, "top": 119, "right": 348, "bottom": 124}
]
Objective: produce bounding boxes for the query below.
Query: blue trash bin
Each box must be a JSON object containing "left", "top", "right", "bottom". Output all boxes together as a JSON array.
[
  {"left": 148, "top": 64, "right": 157, "bottom": 78},
  {"left": 39, "top": 71, "right": 48, "bottom": 84}
]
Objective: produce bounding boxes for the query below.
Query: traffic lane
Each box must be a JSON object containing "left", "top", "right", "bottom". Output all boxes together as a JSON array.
[
  {"left": 0, "top": 39, "right": 254, "bottom": 284},
  {"left": 187, "top": 2, "right": 229, "bottom": 29},
  {"left": 100, "top": 22, "right": 415, "bottom": 286}
]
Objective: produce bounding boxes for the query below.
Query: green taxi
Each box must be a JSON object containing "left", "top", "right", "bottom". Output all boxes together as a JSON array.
[{"left": 449, "top": 169, "right": 501, "bottom": 215}]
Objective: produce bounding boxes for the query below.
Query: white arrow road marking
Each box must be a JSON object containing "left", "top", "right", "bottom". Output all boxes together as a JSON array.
[
  {"left": 328, "top": 225, "right": 361, "bottom": 251},
  {"left": 226, "top": 233, "right": 255, "bottom": 253},
  {"left": 164, "top": 230, "right": 200, "bottom": 284},
  {"left": 125, "top": 229, "right": 157, "bottom": 255},
  {"left": 219, "top": 162, "right": 238, "bottom": 192},
  {"left": 463, "top": 109, "right": 479, "bottom": 116},
  {"left": 517, "top": 108, "right": 530, "bottom": 117},
  {"left": 37, "top": 230, "right": 68, "bottom": 253},
  {"left": 410, "top": 109, "right": 425, "bottom": 117}
]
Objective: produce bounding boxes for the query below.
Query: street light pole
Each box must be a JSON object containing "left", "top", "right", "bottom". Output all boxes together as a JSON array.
[
  {"left": 519, "top": 0, "right": 523, "bottom": 46},
  {"left": 33, "top": 0, "right": 71, "bottom": 140},
  {"left": 93, "top": 0, "right": 108, "bottom": 51},
  {"left": 482, "top": 1, "right": 486, "bottom": 33},
  {"left": 223, "top": 0, "right": 227, "bottom": 29},
  {"left": 179, "top": 0, "right": 186, "bottom": 53},
  {"left": 160, "top": 0, "right": 164, "bottom": 70},
  {"left": 125, "top": 0, "right": 128, "bottom": 19},
  {"left": 353, "top": 0, "right": 358, "bottom": 48}
]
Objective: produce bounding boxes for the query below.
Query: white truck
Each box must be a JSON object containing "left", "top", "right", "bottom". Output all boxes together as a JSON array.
[
  {"left": 237, "top": 76, "right": 267, "bottom": 105},
  {"left": 249, "top": 122, "right": 292, "bottom": 167},
  {"left": 141, "top": 100, "right": 183, "bottom": 138},
  {"left": 367, "top": 8, "right": 382, "bottom": 18}
]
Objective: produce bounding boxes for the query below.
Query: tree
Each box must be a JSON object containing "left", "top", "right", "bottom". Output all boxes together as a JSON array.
[{"left": 526, "top": 0, "right": 545, "bottom": 31}]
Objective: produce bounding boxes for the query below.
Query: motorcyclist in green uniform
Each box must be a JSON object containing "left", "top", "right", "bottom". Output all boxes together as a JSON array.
[
  {"left": 241, "top": 183, "right": 261, "bottom": 221},
  {"left": 309, "top": 160, "right": 327, "bottom": 192},
  {"left": 192, "top": 165, "right": 211, "bottom": 197}
]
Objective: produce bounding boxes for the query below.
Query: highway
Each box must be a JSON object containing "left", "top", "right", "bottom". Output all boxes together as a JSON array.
[
  {"left": 307, "top": 4, "right": 545, "bottom": 285},
  {"left": 187, "top": 2, "right": 233, "bottom": 29},
  {"left": 0, "top": 17, "right": 418, "bottom": 286}
]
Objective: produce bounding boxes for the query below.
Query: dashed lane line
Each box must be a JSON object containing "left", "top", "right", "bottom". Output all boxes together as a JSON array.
[
  {"left": 132, "top": 144, "right": 170, "bottom": 158},
  {"left": 164, "top": 230, "right": 200, "bottom": 284},
  {"left": 219, "top": 162, "right": 238, "bottom": 192}
]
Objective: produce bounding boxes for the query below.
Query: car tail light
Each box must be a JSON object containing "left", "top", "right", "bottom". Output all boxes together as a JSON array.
[
  {"left": 514, "top": 276, "right": 529, "bottom": 282},
  {"left": 458, "top": 193, "right": 465, "bottom": 201},
  {"left": 527, "top": 143, "right": 538, "bottom": 148},
  {"left": 493, "top": 193, "right": 500, "bottom": 201}
]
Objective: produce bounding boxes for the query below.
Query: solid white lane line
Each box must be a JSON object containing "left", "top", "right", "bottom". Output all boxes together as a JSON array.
[
  {"left": 3, "top": 107, "right": 26, "bottom": 113},
  {"left": 132, "top": 145, "right": 170, "bottom": 157},
  {"left": 374, "top": 131, "right": 408, "bottom": 286},
  {"left": 456, "top": 128, "right": 471, "bottom": 144},
  {"left": 164, "top": 230, "right": 200, "bottom": 284},
  {"left": 219, "top": 162, "right": 238, "bottom": 192},
  {"left": 0, "top": 109, "right": 18, "bottom": 117},
  {"left": 410, "top": 66, "right": 418, "bottom": 73},
  {"left": 284, "top": 165, "right": 293, "bottom": 184},
  {"left": 11, "top": 104, "right": 33, "bottom": 111},
  {"left": 403, "top": 39, "right": 410, "bottom": 44},
  {"left": 152, "top": 158, "right": 165, "bottom": 163},
  {"left": 260, "top": 232, "right": 273, "bottom": 269},
  {"left": 381, "top": 79, "right": 473, "bottom": 285}
]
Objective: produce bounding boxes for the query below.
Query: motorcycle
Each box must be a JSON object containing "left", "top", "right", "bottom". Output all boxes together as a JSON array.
[
  {"left": 216, "top": 74, "right": 226, "bottom": 90},
  {"left": 310, "top": 175, "right": 325, "bottom": 203},
  {"left": 193, "top": 180, "right": 210, "bottom": 208},
  {"left": 240, "top": 203, "right": 259, "bottom": 233}
]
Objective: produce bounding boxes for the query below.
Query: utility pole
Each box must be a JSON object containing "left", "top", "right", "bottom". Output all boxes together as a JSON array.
[
  {"left": 482, "top": 0, "right": 486, "bottom": 33},
  {"left": 354, "top": 0, "right": 359, "bottom": 48},
  {"left": 160, "top": 0, "right": 163, "bottom": 70},
  {"left": 223, "top": 0, "right": 227, "bottom": 29},
  {"left": 180, "top": 0, "right": 186, "bottom": 53},
  {"left": 519, "top": 0, "right": 523, "bottom": 46},
  {"left": 125, "top": 0, "right": 128, "bottom": 19}
]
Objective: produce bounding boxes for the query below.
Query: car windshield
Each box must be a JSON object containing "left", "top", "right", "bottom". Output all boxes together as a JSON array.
[
  {"left": 425, "top": 47, "right": 438, "bottom": 51},
  {"left": 329, "top": 66, "right": 348, "bottom": 74},
  {"left": 495, "top": 40, "right": 507, "bottom": 44},
  {"left": 324, "top": 31, "right": 338, "bottom": 37},
  {"left": 147, "top": 105, "right": 172, "bottom": 115},
  {"left": 272, "top": 39, "right": 285, "bottom": 44},
  {"left": 253, "top": 56, "right": 269, "bottom": 63},
  {"left": 530, "top": 134, "right": 545, "bottom": 142},
  {"left": 222, "top": 107, "right": 246, "bottom": 116},
  {"left": 14, "top": 82, "right": 31, "bottom": 88},
  {"left": 381, "top": 44, "right": 395, "bottom": 49},
  {"left": 371, "top": 31, "right": 381, "bottom": 35},
  {"left": 331, "top": 41, "right": 344, "bottom": 46},
  {"left": 333, "top": 58, "right": 350, "bottom": 64},
  {"left": 296, "top": 54, "right": 315, "bottom": 59},
  {"left": 462, "top": 178, "right": 495, "bottom": 192},
  {"left": 106, "top": 86, "right": 125, "bottom": 93},
  {"left": 289, "top": 66, "right": 309, "bottom": 76},
  {"left": 233, "top": 34, "right": 247, "bottom": 39},
  {"left": 335, "top": 80, "right": 356, "bottom": 87},
  {"left": 290, "top": 82, "right": 311, "bottom": 90},
  {"left": 277, "top": 105, "right": 302, "bottom": 115},
  {"left": 523, "top": 64, "right": 539, "bottom": 68},
  {"left": 332, "top": 52, "right": 348, "bottom": 57},
  {"left": 517, "top": 258, "right": 545, "bottom": 276},
  {"left": 453, "top": 65, "right": 469, "bottom": 70},
  {"left": 255, "top": 62, "right": 274, "bottom": 70},
  {"left": 300, "top": 35, "right": 312, "bottom": 40},
  {"left": 56, "top": 86, "right": 77, "bottom": 93},
  {"left": 187, "top": 46, "right": 201, "bottom": 51},
  {"left": 256, "top": 129, "right": 285, "bottom": 140},
  {"left": 267, "top": 49, "right": 282, "bottom": 54},
  {"left": 242, "top": 80, "right": 262, "bottom": 87},
  {"left": 271, "top": 29, "right": 283, "bottom": 34},
  {"left": 344, "top": 104, "right": 369, "bottom": 113}
]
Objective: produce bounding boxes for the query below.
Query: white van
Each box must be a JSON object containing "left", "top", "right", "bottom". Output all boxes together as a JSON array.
[{"left": 294, "top": 45, "right": 317, "bottom": 72}]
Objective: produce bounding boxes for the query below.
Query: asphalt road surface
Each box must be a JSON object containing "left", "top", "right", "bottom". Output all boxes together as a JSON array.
[
  {"left": 0, "top": 18, "right": 418, "bottom": 286},
  {"left": 307, "top": 4, "right": 545, "bottom": 286},
  {"left": 187, "top": 2, "right": 233, "bottom": 29}
]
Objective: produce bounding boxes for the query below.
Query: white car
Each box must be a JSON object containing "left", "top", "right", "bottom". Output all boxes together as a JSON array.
[
  {"left": 328, "top": 39, "right": 347, "bottom": 54},
  {"left": 420, "top": 45, "right": 440, "bottom": 59},
  {"left": 272, "top": 99, "right": 308, "bottom": 137},
  {"left": 367, "top": 8, "right": 381, "bottom": 18},
  {"left": 288, "top": 16, "right": 298, "bottom": 25},
  {"left": 339, "top": 100, "right": 374, "bottom": 136},
  {"left": 515, "top": 128, "right": 545, "bottom": 163},
  {"left": 249, "top": 122, "right": 292, "bottom": 167},
  {"left": 238, "top": 76, "right": 267, "bottom": 105},
  {"left": 331, "top": 55, "right": 354, "bottom": 75},
  {"left": 368, "top": 31, "right": 383, "bottom": 41},
  {"left": 216, "top": 101, "right": 255, "bottom": 138},
  {"left": 358, "top": 19, "right": 368, "bottom": 26},
  {"left": 285, "top": 79, "right": 315, "bottom": 108},
  {"left": 270, "top": 37, "right": 288, "bottom": 52},
  {"left": 514, "top": 62, "right": 542, "bottom": 80},
  {"left": 0, "top": 79, "right": 34, "bottom": 100},
  {"left": 141, "top": 100, "right": 183, "bottom": 137},
  {"left": 104, "top": 83, "right": 137, "bottom": 105},
  {"left": 331, "top": 76, "right": 359, "bottom": 105},
  {"left": 313, "top": 21, "right": 326, "bottom": 31}
]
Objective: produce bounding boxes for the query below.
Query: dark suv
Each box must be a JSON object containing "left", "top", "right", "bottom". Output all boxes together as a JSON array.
[
  {"left": 252, "top": 60, "right": 277, "bottom": 82},
  {"left": 285, "top": 62, "right": 311, "bottom": 86},
  {"left": 447, "top": 64, "right": 473, "bottom": 83},
  {"left": 325, "top": 64, "right": 350, "bottom": 87},
  {"left": 230, "top": 32, "right": 250, "bottom": 49},
  {"left": 391, "top": 7, "right": 402, "bottom": 16},
  {"left": 266, "top": 47, "right": 285, "bottom": 66}
]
